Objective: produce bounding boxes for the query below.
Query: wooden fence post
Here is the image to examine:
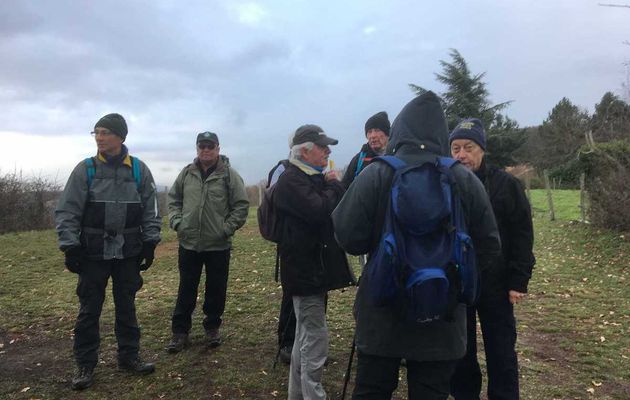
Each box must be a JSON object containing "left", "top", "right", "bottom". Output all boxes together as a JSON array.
[
  {"left": 543, "top": 170, "right": 555, "bottom": 221},
  {"left": 580, "top": 173, "right": 586, "bottom": 223},
  {"left": 525, "top": 174, "right": 531, "bottom": 203}
]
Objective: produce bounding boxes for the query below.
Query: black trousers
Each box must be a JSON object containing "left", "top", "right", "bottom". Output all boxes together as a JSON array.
[
  {"left": 353, "top": 351, "right": 457, "bottom": 400},
  {"left": 451, "top": 295, "right": 519, "bottom": 400},
  {"left": 277, "top": 288, "right": 296, "bottom": 347},
  {"left": 171, "top": 246, "right": 230, "bottom": 334},
  {"left": 74, "top": 257, "right": 143, "bottom": 368}
]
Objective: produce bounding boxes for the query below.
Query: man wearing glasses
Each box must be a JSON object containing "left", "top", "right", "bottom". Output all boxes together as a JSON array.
[
  {"left": 166, "top": 131, "right": 249, "bottom": 353},
  {"left": 55, "top": 113, "right": 162, "bottom": 390}
]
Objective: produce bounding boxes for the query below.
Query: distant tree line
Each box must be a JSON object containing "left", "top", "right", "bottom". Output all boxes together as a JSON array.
[
  {"left": 2, "top": 49, "right": 629, "bottom": 233},
  {"left": 411, "top": 49, "right": 630, "bottom": 230}
]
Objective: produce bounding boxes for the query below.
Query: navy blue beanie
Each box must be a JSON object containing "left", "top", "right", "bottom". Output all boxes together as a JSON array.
[{"left": 448, "top": 118, "right": 486, "bottom": 150}]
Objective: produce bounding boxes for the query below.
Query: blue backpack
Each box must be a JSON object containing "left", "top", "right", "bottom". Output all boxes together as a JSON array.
[{"left": 365, "top": 156, "right": 479, "bottom": 323}]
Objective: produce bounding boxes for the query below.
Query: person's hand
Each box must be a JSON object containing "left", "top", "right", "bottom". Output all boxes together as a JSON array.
[
  {"left": 64, "top": 247, "right": 83, "bottom": 274},
  {"left": 138, "top": 242, "right": 157, "bottom": 271},
  {"left": 509, "top": 290, "right": 526, "bottom": 305},
  {"left": 325, "top": 170, "right": 341, "bottom": 181}
]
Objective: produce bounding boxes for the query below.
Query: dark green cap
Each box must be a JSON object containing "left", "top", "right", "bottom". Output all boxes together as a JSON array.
[
  {"left": 196, "top": 131, "right": 219, "bottom": 145},
  {"left": 94, "top": 113, "right": 128, "bottom": 140}
]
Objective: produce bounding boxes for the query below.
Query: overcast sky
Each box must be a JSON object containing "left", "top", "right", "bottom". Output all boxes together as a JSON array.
[{"left": 1, "top": 0, "right": 628, "bottom": 187}]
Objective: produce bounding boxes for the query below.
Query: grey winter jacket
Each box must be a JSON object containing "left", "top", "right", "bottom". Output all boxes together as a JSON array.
[
  {"left": 55, "top": 150, "right": 161, "bottom": 260},
  {"left": 168, "top": 155, "right": 249, "bottom": 252},
  {"left": 332, "top": 92, "right": 501, "bottom": 361}
]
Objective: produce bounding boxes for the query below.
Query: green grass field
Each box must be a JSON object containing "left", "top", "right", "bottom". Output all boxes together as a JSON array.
[
  {"left": 0, "top": 193, "right": 628, "bottom": 399},
  {"left": 528, "top": 189, "right": 585, "bottom": 222}
]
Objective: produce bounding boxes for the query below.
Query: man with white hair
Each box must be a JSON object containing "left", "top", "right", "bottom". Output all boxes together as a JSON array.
[{"left": 273, "top": 124, "right": 354, "bottom": 400}]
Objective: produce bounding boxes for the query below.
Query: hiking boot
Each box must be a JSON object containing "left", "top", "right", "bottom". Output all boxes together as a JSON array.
[
  {"left": 71, "top": 365, "right": 94, "bottom": 390},
  {"left": 118, "top": 357, "right": 156, "bottom": 375},
  {"left": 279, "top": 345, "right": 292, "bottom": 365},
  {"left": 205, "top": 328, "right": 221, "bottom": 348},
  {"left": 166, "top": 333, "right": 189, "bottom": 354}
]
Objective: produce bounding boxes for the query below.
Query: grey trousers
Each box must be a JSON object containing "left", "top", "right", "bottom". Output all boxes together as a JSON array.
[{"left": 288, "top": 293, "right": 328, "bottom": 400}]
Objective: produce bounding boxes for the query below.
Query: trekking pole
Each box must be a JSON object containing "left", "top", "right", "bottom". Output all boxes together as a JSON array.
[
  {"left": 273, "top": 306, "right": 295, "bottom": 369},
  {"left": 341, "top": 337, "right": 356, "bottom": 400}
]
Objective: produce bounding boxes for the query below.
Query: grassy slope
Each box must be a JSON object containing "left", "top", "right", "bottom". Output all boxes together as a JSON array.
[{"left": 0, "top": 193, "right": 628, "bottom": 399}]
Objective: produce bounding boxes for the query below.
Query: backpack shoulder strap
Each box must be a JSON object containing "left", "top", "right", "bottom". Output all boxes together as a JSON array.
[
  {"left": 437, "top": 156, "right": 458, "bottom": 169},
  {"left": 85, "top": 157, "right": 95, "bottom": 188},
  {"left": 268, "top": 160, "right": 288, "bottom": 187},
  {"left": 130, "top": 156, "right": 142, "bottom": 191},
  {"left": 355, "top": 151, "right": 367, "bottom": 177},
  {"left": 224, "top": 165, "right": 232, "bottom": 205},
  {"left": 375, "top": 155, "right": 407, "bottom": 171},
  {"left": 437, "top": 157, "right": 468, "bottom": 230}
]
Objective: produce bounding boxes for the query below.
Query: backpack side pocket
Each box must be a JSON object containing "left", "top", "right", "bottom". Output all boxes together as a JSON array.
[
  {"left": 366, "top": 232, "right": 398, "bottom": 307},
  {"left": 404, "top": 267, "right": 449, "bottom": 323},
  {"left": 455, "top": 231, "right": 479, "bottom": 305}
]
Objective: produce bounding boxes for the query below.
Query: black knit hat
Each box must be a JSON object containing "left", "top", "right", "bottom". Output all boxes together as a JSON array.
[
  {"left": 94, "top": 113, "right": 128, "bottom": 140},
  {"left": 364, "top": 111, "right": 390, "bottom": 136},
  {"left": 449, "top": 118, "right": 486, "bottom": 150}
]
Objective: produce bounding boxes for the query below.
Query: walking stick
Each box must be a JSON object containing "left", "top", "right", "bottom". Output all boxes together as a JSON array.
[
  {"left": 341, "top": 337, "right": 356, "bottom": 400},
  {"left": 273, "top": 306, "right": 295, "bottom": 369}
]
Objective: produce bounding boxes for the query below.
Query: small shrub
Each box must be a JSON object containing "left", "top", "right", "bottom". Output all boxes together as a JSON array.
[
  {"left": 0, "top": 172, "right": 60, "bottom": 234},
  {"left": 588, "top": 168, "right": 630, "bottom": 230},
  {"left": 578, "top": 140, "right": 630, "bottom": 231}
]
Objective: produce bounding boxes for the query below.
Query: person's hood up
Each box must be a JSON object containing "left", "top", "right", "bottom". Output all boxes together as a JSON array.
[{"left": 385, "top": 91, "right": 449, "bottom": 157}]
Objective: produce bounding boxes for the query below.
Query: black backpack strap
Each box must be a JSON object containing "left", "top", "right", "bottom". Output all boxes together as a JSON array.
[{"left": 274, "top": 245, "right": 280, "bottom": 282}]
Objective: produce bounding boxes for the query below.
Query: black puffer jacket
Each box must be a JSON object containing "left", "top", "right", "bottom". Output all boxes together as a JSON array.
[
  {"left": 274, "top": 162, "right": 355, "bottom": 296},
  {"left": 475, "top": 161, "right": 535, "bottom": 296},
  {"left": 341, "top": 143, "right": 380, "bottom": 188},
  {"left": 332, "top": 92, "right": 501, "bottom": 361}
]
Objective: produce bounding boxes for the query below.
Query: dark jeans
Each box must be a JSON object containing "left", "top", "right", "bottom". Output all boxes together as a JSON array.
[
  {"left": 171, "top": 246, "right": 230, "bottom": 334},
  {"left": 451, "top": 295, "right": 519, "bottom": 400},
  {"left": 74, "top": 257, "right": 143, "bottom": 368},
  {"left": 278, "top": 289, "right": 296, "bottom": 347},
  {"left": 353, "top": 351, "right": 457, "bottom": 400}
]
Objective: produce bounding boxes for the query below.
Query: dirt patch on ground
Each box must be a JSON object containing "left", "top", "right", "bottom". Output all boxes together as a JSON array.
[
  {"left": 0, "top": 322, "right": 73, "bottom": 395},
  {"left": 155, "top": 241, "right": 178, "bottom": 257},
  {"left": 519, "top": 328, "right": 629, "bottom": 399}
]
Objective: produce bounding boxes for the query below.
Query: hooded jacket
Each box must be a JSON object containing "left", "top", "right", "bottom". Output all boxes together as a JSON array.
[
  {"left": 55, "top": 148, "right": 161, "bottom": 260},
  {"left": 168, "top": 155, "right": 249, "bottom": 252},
  {"left": 332, "top": 92, "right": 501, "bottom": 361}
]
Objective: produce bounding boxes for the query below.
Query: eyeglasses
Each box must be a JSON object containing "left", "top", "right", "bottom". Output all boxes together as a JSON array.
[
  {"left": 197, "top": 143, "right": 217, "bottom": 150},
  {"left": 90, "top": 130, "right": 115, "bottom": 137}
]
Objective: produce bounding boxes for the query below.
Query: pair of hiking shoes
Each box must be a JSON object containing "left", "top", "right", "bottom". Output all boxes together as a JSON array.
[
  {"left": 71, "top": 357, "right": 155, "bottom": 390},
  {"left": 165, "top": 328, "right": 221, "bottom": 353}
]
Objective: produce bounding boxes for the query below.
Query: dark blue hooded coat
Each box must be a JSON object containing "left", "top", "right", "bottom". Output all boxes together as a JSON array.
[{"left": 332, "top": 92, "right": 501, "bottom": 361}]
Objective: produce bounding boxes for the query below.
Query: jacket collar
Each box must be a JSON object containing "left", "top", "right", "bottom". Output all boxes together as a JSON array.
[
  {"left": 97, "top": 145, "right": 131, "bottom": 167},
  {"left": 290, "top": 158, "right": 322, "bottom": 175},
  {"left": 188, "top": 155, "right": 228, "bottom": 176}
]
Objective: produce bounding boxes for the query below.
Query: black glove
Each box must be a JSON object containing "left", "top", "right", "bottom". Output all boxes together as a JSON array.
[
  {"left": 138, "top": 242, "right": 157, "bottom": 271},
  {"left": 64, "top": 247, "right": 83, "bottom": 274}
]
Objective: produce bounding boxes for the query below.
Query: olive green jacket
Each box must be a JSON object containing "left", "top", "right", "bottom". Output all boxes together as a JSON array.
[{"left": 168, "top": 155, "right": 249, "bottom": 252}]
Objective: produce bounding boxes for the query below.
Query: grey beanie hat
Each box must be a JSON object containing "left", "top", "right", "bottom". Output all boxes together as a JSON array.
[{"left": 94, "top": 113, "right": 128, "bottom": 140}]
